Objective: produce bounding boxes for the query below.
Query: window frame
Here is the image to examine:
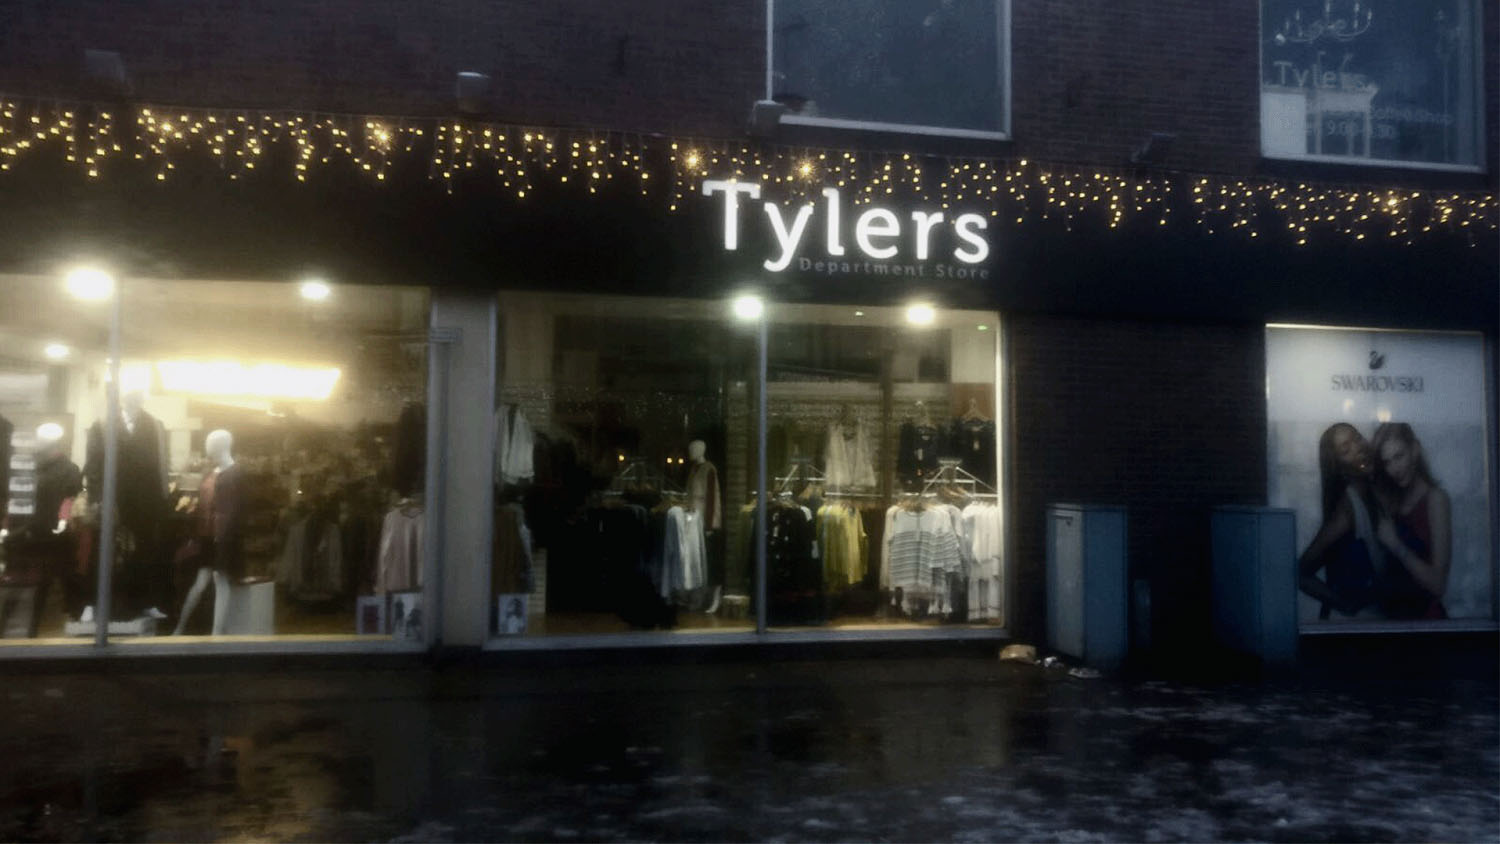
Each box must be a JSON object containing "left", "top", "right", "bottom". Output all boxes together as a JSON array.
[
  {"left": 1256, "top": 0, "right": 1489, "bottom": 173},
  {"left": 766, "top": 0, "right": 1013, "bottom": 141}
]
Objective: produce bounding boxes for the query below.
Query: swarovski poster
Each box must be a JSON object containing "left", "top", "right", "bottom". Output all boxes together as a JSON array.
[
  {"left": 1260, "top": 0, "right": 1482, "bottom": 168},
  {"left": 1267, "top": 326, "right": 1493, "bottom": 628}
]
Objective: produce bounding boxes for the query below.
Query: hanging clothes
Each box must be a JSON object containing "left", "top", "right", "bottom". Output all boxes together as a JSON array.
[
  {"left": 962, "top": 501, "right": 1003, "bottom": 621},
  {"left": 376, "top": 503, "right": 424, "bottom": 594},
  {"left": 391, "top": 402, "right": 426, "bottom": 498},
  {"left": 491, "top": 502, "right": 534, "bottom": 598},
  {"left": 817, "top": 502, "right": 868, "bottom": 588},
  {"left": 823, "top": 422, "right": 876, "bottom": 491},
  {"left": 884, "top": 502, "right": 967, "bottom": 616},
  {"left": 279, "top": 510, "right": 344, "bottom": 601},
  {"left": 896, "top": 423, "right": 945, "bottom": 488},
  {"left": 760, "top": 500, "right": 820, "bottom": 625},
  {"left": 494, "top": 404, "right": 536, "bottom": 487},
  {"left": 658, "top": 505, "right": 707, "bottom": 599},
  {"left": 948, "top": 418, "right": 997, "bottom": 488}
]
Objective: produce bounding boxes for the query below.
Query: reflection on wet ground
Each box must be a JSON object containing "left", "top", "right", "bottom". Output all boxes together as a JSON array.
[{"left": 0, "top": 655, "right": 1494, "bottom": 842}]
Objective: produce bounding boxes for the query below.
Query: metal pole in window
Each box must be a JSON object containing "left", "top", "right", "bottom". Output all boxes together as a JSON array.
[
  {"left": 755, "top": 312, "right": 768, "bottom": 635},
  {"left": 94, "top": 279, "right": 122, "bottom": 647},
  {"left": 424, "top": 324, "right": 461, "bottom": 650}
]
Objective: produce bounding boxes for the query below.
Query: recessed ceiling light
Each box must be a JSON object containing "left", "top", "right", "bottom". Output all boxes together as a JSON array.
[
  {"left": 300, "top": 279, "right": 332, "bottom": 301},
  {"left": 976, "top": 324, "right": 989, "bottom": 331},
  {"left": 43, "top": 342, "right": 71, "bottom": 361},
  {"left": 64, "top": 267, "right": 115, "bottom": 301},
  {"left": 905, "top": 303, "right": 936, "bottom": 326},
  {"left": 854, "top": 310, "right": 865, "bottom": 317}
]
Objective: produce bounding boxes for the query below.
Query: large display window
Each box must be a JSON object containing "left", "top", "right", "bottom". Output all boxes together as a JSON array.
[
  {"left": 490, "top": 292, "right": 1004, "bottom": 640},
  {"left": 0, "top": 273, "right": 429, "bottom": 644}
]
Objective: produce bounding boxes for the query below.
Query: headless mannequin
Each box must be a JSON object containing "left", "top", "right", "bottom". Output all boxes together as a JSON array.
[
  {"left": 686, "top": 439, "right": 723, "bottom": 612},
  {"left": 174, "top": 429, "right": 235, "bottom": 635}
]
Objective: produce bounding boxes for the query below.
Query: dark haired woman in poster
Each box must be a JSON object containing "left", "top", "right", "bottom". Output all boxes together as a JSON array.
[
  {"left": 1370, "top": 423, "right": 1451, "bottom": 620},
  {"left": 1298, "top": 422, "right": 1385, "bottom": 618}
]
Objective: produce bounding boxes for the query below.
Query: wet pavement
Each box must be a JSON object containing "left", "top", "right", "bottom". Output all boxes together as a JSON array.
[{"left": 0, "top": 646, "right": 1495, "bottom": 843}]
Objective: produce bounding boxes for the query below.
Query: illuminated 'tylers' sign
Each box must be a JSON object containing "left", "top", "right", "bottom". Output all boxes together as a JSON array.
[{"left": 703, "top": 180, "right": 990, "bottom": 273}]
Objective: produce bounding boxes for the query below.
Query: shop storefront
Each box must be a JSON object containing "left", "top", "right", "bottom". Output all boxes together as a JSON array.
[{"left": 0, "top": 94, "right": 1494, "bottom": 657}]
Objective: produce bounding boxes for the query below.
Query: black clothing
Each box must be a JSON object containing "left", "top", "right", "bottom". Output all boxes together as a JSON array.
[
  {"left": 392, "top": 402, "right": 425, "bottom": 498},
  {"left": 22, "top": 453, "right": 82, "bottom": 542},
  {"left": 947, "top": 418, "right": 997, "bottom": 488},
  {"left": 897, "top": 422, "right": 945, "bottom": 489},
  {"left": 752, "top": 502, "right": 821, "bottom": 626},
  {"left": 84, "top": 411, "right": 166, "bottom": 533},
  {"left": 0, "top": 414, "right": 12, "bottom": 522}
]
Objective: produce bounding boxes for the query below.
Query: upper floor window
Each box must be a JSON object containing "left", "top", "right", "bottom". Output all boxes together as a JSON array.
[
  {"left": 769, "top": 0, "right": 1011, "bottom": 140},
  {"left": 1261, "top": 0, "right": 1485, "bottom": 171}
]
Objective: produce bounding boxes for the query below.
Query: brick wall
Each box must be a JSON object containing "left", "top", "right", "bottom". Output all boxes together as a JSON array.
[
  {"left": 1004, "top": 315, "right": 1267, "bottom": 650},
  {"left": 0, "top": 1, "right": 1493, "bottom": 180}
]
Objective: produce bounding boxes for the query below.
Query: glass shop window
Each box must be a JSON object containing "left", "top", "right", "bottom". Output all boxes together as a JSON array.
[
  {"left": 0, "top": 274, "right": 103, "bottom": 643},
  {"left": 770, "top": 0, "right": 1010, "bottom": 138},
  {"left": 489, "top": 292, "right": 1003, "bottom": 639},
  {"left": 762, "top": 304, "right": 1003, "bottom": 629},
  {"left": 0, "top": 274, "right": 430, "bottom": 644},
  {"left": 1260, "top": 0, "right": 1485, "bottom": 170}
]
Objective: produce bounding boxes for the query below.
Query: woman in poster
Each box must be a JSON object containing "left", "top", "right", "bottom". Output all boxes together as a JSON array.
[
  {"left": 1370, "top": 423, "right": 1451, "bottom": 620},
  {"left": 1298, "top": 423, "right": 1386, "bottom": 618}
]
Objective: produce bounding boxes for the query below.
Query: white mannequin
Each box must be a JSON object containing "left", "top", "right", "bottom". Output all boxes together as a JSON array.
[
  {"left": 687, "top": 440, "right": 706, "bottom": 464},
  {"left": 685, "top": 439, "right": 722, "bottom": 613},
  {"left": 173, "top": 429, "right": 235, "bottom": 635},
  {"left": 121, "top": 390, "right": 144, "bottom": 435}
]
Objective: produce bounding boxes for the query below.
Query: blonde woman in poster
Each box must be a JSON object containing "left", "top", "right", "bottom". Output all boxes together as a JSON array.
[{"left": 1370, "top": 423, "right": 1451, "bottom": 620}]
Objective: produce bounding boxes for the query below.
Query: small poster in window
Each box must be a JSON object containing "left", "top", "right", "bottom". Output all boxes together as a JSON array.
[
  {"left": 497, "top": 594, "right": 529, "bottom": 635},
  {"left": 356, "top": 595, "right": 386, "bottom": 635},
  {"left": 389, "top": 591, "right": 424, "bottom": 642}
]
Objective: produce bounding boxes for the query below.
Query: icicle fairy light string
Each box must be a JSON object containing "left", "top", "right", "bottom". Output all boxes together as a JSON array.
[{"left": 0, "top": 97, "right": 1494, "bottom": 245}]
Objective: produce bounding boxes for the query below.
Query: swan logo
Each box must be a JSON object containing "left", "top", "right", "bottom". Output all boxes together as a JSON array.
[{"left": 1368, "top": 351, "right": 1386, "bottom": 370}]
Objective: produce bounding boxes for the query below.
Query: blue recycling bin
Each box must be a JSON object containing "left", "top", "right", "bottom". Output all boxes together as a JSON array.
[
  {"left": 1210, "top": 506, "right": 1298, "bottom": 665},
  {"left": 1046, "top": 504, "right": 1128, "bottom": 670}
]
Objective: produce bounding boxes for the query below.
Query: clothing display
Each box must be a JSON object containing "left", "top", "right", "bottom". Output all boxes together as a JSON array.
[
  {"left": 948, "top": 418, "right": 997, "bottom": 488},
  {"left": 685, "top": 460, "right": 722, "bottom": 531},
  {"left": 817, "top": 501, "right": 868, "bottom": 588},
  {"left": 491, "top": 502, "right": 534, "bottom": 598},
  {"left": 376, "top": 503, "right": 424, "bottom": 594},
  {"left": 755, "top": 499, "right": 820, "bottom": 625},
  {"left": 962, "top": 501, "right": 1003, "bottom": 621},
  {"left": 392, "top": 402, "right": 426, "bottom": 498},
  {"left": 897, "top": 422, "right": 945, "bottom": 488},
  {"left": 84, "top": 410, "right": 167, "bottom": 532},
  {"left": 494, "top": 404, "right": 536, "bottom": 487},
  {"left": 18, "top": 452, "right": 81, "bottom": 542},
  {"left": 883, "top": 502, "right": 969, "bottom": 617},
  {"left": 823, "top": 422, "right": 877, "bottom": 491},
  {"left": 278, "top": 510, "right": 344, "bottom": 601},
  {"left": 657, "top": 506, "right": 707, "bottom": 598},
  {"left": 194, "top": 463, "right": 247, "bottom": 576}
]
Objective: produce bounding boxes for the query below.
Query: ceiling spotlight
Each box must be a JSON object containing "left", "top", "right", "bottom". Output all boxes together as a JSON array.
[
  {"left": 300, "top": 279, "right": 332, "bottom": 301},
  {"left": 905, "top": 303, "right": 936, "bottom": 326},
  {"left": 64, "top": 267, "right": 115, "bottom": 301},
  {"left": 43, "top": 342, "right": 71, "bottom": 361}
]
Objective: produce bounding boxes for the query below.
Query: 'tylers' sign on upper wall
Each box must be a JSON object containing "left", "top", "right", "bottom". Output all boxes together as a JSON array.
[{"left": 702, "top": 180, "right": 992, "bottom": 280}]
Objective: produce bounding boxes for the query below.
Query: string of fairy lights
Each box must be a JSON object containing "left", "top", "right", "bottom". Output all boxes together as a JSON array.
[{"left": 0, "top": 96, "right": 1494, "bottom": 246}]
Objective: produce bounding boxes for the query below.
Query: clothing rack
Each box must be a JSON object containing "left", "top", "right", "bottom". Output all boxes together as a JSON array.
[
  {"left": 774, "top": 457, "right": 825, "bottom": 494},
  {"left": 921, "top": 459, "right": 999, "bottom": 497},
  {"left": 609, "top": 457, "right": 683, "bottom": 495}
]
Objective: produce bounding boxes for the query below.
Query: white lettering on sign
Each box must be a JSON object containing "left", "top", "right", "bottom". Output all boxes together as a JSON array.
[{"left": 702, "top": 180, "right": 993, "bottom": 272}]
